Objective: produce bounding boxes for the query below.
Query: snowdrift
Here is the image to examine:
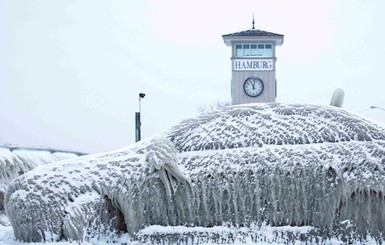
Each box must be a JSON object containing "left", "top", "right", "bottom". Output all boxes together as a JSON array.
[
  {"left": 0, "top": 145, "right": 83, "bottom": 210},
  {"left": 5, "top": 103, "right": 385, "bottom": 243}
]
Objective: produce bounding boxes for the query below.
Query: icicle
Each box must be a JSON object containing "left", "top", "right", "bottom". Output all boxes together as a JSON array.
[{"left": 146, "top": 138, "right": 190, "bottom": 199}]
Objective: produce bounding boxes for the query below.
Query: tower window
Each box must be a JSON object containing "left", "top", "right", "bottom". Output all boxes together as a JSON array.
[
  {"left": 265, "top": 44, "right": 272, "bottom": 57},
  {"left": 250, "top": 44, "right": 257, "bottom": 56},
  {"left": 235, "top": 43, "right": 273, "bottom": 57},
  {"left": 243, "top": 44, "right": 250, "bottom": 56},
  {"left": 236, "top": 44, "right": 243, "bottom": 56}
]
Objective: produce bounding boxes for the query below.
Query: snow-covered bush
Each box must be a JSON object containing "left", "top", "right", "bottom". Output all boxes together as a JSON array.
[{"left": 5, "top": 103, "right": 385, "bottom": 243}]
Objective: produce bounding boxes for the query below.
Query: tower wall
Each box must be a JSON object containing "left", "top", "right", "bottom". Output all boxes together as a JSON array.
[{"left": 223, "top": 28, "right": 284, "bottom": 105}]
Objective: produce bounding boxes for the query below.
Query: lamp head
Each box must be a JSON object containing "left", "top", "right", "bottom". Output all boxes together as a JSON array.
[{"left": 139, "top": 93, "right": 146, "bottom": 99}]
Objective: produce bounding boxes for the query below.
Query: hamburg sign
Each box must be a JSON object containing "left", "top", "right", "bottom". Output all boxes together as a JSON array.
[{"left": 233, "top": 59, "right": 273, "bottom": 71}]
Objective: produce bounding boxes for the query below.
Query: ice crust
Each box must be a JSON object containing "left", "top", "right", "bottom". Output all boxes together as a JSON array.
[
  {"left": 5, "top": 103, "right": 385, "bottom": 243},
  {"left": 0, "top": 145, "right": 81, "bottom": 209}
]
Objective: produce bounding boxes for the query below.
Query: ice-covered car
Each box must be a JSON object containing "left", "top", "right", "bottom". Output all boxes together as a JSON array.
[{"left": 5, "top": 103, "right": 385, "bottom": 244}]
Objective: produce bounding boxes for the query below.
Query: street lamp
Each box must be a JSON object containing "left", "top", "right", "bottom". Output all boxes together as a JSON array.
[
  {"left": 135, "top": 93, "right": 146, "bottom": 142},
  {"left": 370, "top": 106, "right": 385, "bottom": 112}
]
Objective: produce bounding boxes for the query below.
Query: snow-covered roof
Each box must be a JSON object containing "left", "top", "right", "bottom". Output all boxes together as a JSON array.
[{"left": 222, "top": 29, "right": 284, "bottom": 46}]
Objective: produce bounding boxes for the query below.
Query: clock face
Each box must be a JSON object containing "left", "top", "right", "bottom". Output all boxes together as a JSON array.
[{"left": 243, "top": 77, "right": 264, "bottom": 97}]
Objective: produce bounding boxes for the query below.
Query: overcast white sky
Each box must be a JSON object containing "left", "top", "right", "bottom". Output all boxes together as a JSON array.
[{"left": 1, "top": 0, "right": 385, "bottom": 153}]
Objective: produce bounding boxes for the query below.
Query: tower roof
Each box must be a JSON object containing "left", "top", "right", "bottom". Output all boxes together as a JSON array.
[{"left": 222, "top": 28, "right": 284, "bottom": 46}]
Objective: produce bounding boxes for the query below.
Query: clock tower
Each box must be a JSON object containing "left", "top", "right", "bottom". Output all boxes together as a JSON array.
[{"left": 222, "top": 22, "right": 284, "bottom": 105}]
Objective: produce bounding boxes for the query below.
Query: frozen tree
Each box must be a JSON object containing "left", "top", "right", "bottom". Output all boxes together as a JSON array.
[{"left": 5, "top": 103, "right": 385, "bottom": 243}]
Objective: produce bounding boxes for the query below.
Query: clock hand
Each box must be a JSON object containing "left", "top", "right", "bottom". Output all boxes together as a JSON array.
[{"left": 251, "top": 80, "right": 256, "bottom": 89}]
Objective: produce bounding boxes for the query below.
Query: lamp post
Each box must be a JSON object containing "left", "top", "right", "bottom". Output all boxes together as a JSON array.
[
  {"left": 135, "top": 93, "right": 146, "bottom": 142},
  {"left": 370, "top": 106, "right": 385, "bottom": 112}
]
